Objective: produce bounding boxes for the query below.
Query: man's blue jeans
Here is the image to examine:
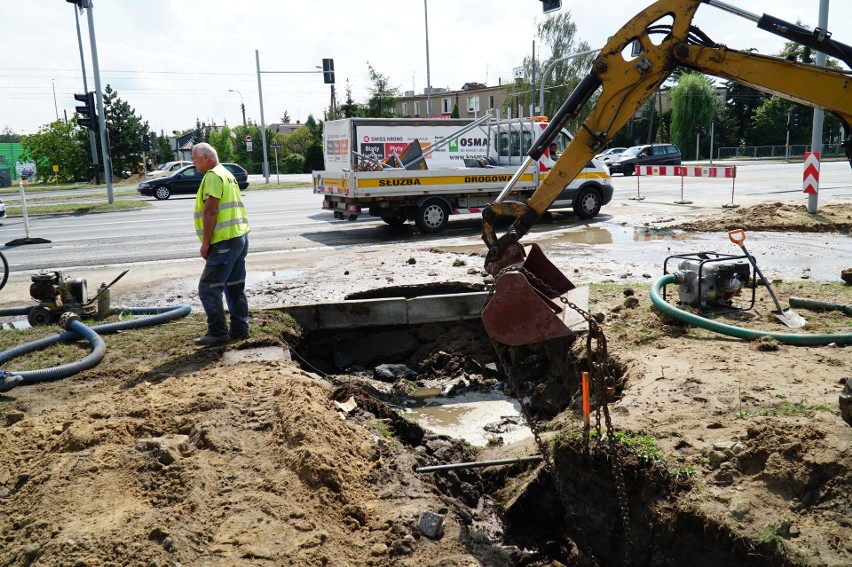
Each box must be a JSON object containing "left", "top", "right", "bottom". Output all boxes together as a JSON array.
[{"left": 198, "top": 234, "right": 249, "bottom": 337}]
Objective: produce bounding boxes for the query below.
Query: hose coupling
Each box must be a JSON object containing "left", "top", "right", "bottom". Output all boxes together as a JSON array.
[
  {"left": 59, "top": 312, "right": 82, "bottom": 330},
  {"left": 0, "top": 370, "right": 23, "bottom": 393}
]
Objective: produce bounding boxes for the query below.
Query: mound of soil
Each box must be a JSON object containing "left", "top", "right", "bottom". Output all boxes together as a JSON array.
[{"left": 0, "top": 201, "right": 850, "bottom": 566}]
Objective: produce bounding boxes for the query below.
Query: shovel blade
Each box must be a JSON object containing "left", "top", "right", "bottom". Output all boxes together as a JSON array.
[
  {"left": 482, "top": 244, "right": 587, "bottom": 346},
  {"left": 773, "top": 308, "right": 807, "bottom": 329}
]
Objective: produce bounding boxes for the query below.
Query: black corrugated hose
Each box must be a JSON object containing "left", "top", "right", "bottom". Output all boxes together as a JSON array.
[{"left": 0, "top": 305, "right": 191, "bottom": 393}]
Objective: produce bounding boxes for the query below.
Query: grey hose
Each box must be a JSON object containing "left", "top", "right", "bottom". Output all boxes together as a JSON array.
[
  {"left": 650, "top": 274, "right": 852, "bottom": 346},
  {"left": 0, "top": 305, "right": 191, "bottom": 392}
]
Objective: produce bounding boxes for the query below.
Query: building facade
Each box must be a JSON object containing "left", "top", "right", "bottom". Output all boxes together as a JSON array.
[{"left": 395, "top": 83, "right": 510, "bottom": 119}]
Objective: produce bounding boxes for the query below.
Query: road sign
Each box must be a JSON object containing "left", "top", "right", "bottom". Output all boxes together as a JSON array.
[
  {"left": 245, "top": 135, "right": 252, "bottom": 142},
  {"left": 246, "top": 142, "right": 253, "bottom": 152},
  {"left": 803, "top": 152, "right": 820, "bottom": 194}
]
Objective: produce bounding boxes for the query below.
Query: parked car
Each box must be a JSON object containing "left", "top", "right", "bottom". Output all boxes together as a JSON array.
[
  {"left": 137, "top": 163, "right": 249, "bottom": 200},
  {"left": 146, "top": 160, "right": 191, "bottom": 179},
  {"left": 594, "top": 147, "right": 627, "bottom": 165},
  {"left": 607, "top": 143, "right": 681, "bottom": 175}
]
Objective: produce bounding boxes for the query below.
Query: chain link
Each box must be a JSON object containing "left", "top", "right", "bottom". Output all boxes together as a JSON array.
[{"left": 486, "top": 265, "right": 633, "bottom": 565}]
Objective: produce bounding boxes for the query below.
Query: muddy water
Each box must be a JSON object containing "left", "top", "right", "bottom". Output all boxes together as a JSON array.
[
  {"left": 404, "top": 391, "right": 532, "bottom": 447},
  {"left": 437, "top": 224, "right": 850, "bottom": 282}
]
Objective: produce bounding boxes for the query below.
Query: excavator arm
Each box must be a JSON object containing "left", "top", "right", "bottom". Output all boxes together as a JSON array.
[{"left": 482, "top": 0, "right": 852, "bottom": 274}]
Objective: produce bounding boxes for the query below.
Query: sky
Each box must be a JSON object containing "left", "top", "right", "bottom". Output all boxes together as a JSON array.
[{"left": 2, "top": 0, "right": 850, "bottom": 137}]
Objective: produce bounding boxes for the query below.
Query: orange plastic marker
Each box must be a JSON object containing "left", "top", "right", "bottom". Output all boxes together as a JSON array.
[{"left": 581, "top": 371, "right": 590, "bottom": 427}]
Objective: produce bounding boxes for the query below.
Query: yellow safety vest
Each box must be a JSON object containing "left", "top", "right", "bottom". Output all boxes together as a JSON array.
[{"left": 194, "top": 164, "right": 250, "bottom": 244}]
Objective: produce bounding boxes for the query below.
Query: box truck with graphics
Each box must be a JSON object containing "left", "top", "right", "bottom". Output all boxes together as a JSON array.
[{"left": 313, "top": 116, "right": 613, "bottom": 233}]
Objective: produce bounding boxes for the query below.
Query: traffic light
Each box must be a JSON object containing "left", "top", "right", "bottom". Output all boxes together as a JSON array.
[
  {"left": 74, "top": 92, "right": 97, "bottom": 130},
  {"left": 142, "top": 134, "right": 151, "bottom": 152},
  {"left": 541, "top": 0, "right": 561, "bottom": 13},
  {"left": 792, "top": 114, "right": 800, "bottom": 127},
  {"left": 322, "top": 58, "right": 335, "bottom": 84}
]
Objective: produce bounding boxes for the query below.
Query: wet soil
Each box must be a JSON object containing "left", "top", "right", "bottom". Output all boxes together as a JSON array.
[{"left": 0, "top": 202, "right": 850, "bottom": 566}]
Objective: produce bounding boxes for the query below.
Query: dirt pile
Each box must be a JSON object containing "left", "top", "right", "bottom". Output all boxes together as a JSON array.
[{"left": 0, "top": 201, "right": 850, "bottom": 566}]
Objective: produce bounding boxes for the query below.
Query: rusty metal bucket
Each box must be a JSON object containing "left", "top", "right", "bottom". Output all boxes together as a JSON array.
[{"left": 482, "top": 243, "right": 588, "bottom": 346}]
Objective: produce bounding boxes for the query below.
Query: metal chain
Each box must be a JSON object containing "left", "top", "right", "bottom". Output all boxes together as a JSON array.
[
  {"left": 487, "top": 265, "right": 633, "bottom": 565},
  {"left": 491, "top": 340, "right": 601, "bottom": 567}
]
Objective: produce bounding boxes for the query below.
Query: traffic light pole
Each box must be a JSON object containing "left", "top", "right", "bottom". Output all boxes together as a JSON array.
[
  {"left": 255, "top": 52, "right": 330, "bottom": 184},
  {"left": 73, "top": 3, "right": 99, "bottom": 184},
  {"left": 84, "top": 0, "right": 114, "bottom": 203}
]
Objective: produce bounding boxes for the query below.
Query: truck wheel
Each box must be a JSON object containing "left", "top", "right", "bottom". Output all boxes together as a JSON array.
[
  {"left": 415, "top": 198, "right": 449, "bottom": 233},
  {"left": 573, "top": 186, "right": 603, "bottom": 219},
  {"left": 382, "top": 214, "right": 406, "bottom": 227}
]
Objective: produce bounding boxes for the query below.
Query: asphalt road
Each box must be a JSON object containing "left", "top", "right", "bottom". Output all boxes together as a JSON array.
[{"left": 0, "top": 161, "right": 848, "bottom": 303}]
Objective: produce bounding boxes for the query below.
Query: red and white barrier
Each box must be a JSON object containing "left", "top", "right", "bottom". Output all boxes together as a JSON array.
[
  {"left": 635, "top": 165, "right": 736, "bottom": 178},
  {"left": 631, "top": 164, "right": 739, "bottom": 207}
]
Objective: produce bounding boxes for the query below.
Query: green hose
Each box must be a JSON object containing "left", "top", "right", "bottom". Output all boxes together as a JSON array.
[{"left": 650, "top": 273, "right": 852, "bottom": 346}]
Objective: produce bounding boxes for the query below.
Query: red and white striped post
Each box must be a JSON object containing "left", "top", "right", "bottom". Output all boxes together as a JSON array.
[{"left": 802, "top": 151, "right": 820, "bottom": 199}]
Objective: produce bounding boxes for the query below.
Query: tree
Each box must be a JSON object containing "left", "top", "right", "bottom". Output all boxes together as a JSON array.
[
  {"left": 364, "top": 63, "right": 399, "bottom": 118},
  {"left": 535, "top": 11, "right": 595, "bottom": 123},
  {"left": 720, "top": 78, "right": 769, "bottom": 147},
  {"left": 670, "top": 72, "right": 723, "bottom": 159},
  {"left": 503, "top": 10, "right": 594, "bottom": 132},
  {"left": 21, "top": 120, "right": 90, "bottom": 182},
  {"left": 0, "top": 126, "right": 21, "bottom": 143},
  {"left": 746, "top": 96, "right": 794, "bottom": 147},
  {"left": 278, "top": 115, "right": 324, "bottom": 173},
  {"left": 100, "top": 85, "right": 150, "bottom": 177},
  {"left": 153, "top": 130, "right": 174, "bottom": 165},
  {"left": 339, "top": 80, "right": 360, "bottom": 118},
  {"left": 208, "top": 125, "right": 234, "bottom": 163},
  {"left": 451, "top": 104, "right": 460, "bottom": 119}
]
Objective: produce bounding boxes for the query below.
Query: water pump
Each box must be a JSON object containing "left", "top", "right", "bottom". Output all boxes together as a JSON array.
[
  {"left": 664, "top": 253, "right": 753, "bottom": 311},
  {"left": 27, "top": 269, "right": 128, "bottom": 327}
]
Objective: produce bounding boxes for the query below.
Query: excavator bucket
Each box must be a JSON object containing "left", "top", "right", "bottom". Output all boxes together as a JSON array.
[{"left": 482, "top": 244, "right": 588, "bottom": 346}]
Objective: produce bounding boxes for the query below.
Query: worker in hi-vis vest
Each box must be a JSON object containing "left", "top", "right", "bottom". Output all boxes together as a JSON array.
[{"left": 191, "top": 142, "right": 251, "bottom": 346}]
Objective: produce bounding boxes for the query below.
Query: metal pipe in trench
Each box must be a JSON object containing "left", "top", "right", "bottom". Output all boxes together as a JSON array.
[{"left": 416, "top": 455, "right": 542, "bottom": 473}]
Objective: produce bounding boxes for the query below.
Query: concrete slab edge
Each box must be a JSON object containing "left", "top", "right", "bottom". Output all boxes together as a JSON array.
[{"left": 281, "top": 292, "right": 490, "bottom": 331}]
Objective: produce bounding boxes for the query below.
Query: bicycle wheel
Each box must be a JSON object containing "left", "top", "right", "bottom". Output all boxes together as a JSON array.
[{"left": 0, "top": 252, "right": 8, "bottom": 292}]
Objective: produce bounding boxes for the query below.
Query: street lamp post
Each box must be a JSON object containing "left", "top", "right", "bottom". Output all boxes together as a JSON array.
[{"left": 229, "top": 89, "right": 246, "bottom": 126}]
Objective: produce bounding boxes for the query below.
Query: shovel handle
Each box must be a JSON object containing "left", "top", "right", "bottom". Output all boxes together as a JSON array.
[{"left": 728, "top": 229, "right": 746, "bottom": 248}]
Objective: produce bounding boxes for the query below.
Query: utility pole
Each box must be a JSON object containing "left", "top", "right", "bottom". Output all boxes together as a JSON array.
[
  {"left": 808, "top": 0, "right": 829, "bottom": 214},
  {"left": 73, "top": 1, "right": 100, "bottom": 184},
  {"left": 80, "top": 0, "right": 113, "bottom": 202},
  {"left": 255, "top": 50, "right": 269, "bottom": 183},
  {"left": 256, "top": 53, "right": 330, "bottom": 183},
  {"left": 424, "top": 0, "right": 432, "bottom": 117}
]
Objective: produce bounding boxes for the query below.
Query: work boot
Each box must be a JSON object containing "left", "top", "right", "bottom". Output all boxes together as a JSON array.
[
  {"left": 194, "top": 334, "right": 229, "bottom": 347},
  {"left": 229, "top": 331, "right": 250, "bottom": 341}
]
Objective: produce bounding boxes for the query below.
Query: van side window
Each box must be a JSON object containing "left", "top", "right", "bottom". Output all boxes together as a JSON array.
[
  {"left": 652, "top": 146, "right": 665, "bottom": 156},
  {"left": 521, "top": 132, "right": 533, "bottom": 154}
]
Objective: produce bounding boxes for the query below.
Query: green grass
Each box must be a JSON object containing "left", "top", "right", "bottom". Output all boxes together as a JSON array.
[
  {"left": 0, "top": 309, "right": 297, "bottom": 372},
  {"left": 760, "top": 524, "right": 788, "bottom": 555},
  {"left": 735, "top": 400, "right": 835, "bottom": 420},
  {"left": 610, "top": 430, "right": 665, "bottom": 466},
  {"left": 6, "top": 200, "right": 151, "bottom": 216}
]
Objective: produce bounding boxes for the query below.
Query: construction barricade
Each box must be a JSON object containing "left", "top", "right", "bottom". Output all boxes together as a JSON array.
[{"left": 630, "top": 165, "right": 738, "bottom": 208}]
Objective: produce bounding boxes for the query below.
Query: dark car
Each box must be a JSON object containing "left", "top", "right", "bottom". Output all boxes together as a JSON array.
[
  {"left": 607, "top": 143, "right": 681, "bottom": 175},
  {"left": 137, "top": 163, "right": 249, "bottom": 200}
]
